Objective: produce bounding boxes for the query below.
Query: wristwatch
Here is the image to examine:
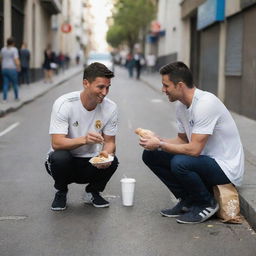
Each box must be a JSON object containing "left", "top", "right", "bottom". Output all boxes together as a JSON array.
[{"left": 157, "top": 141, "right": 165, "bottom": 151}]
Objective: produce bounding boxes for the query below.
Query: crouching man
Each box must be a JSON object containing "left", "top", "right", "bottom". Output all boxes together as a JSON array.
[
  {"left": 45, "top": 62, "right": 119, "bottom": 211},
  {"left": 139, "top": 62, "right": 244, "bottom": 224}
]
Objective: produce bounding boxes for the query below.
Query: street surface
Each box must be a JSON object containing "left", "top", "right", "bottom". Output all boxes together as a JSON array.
[{"left": 0, "top": 67, "right": 256, "bottom": 256}]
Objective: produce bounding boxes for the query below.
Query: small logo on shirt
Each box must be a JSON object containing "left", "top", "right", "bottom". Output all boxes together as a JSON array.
[
  {"left": 95, "top": 120, "right": 102, "bottom": 129},
  {"left": 189, "top": 120, "right": 194, "bottom": 127},
  {"left": 73, "top": 121, "right": 79, "bottom": 127}
]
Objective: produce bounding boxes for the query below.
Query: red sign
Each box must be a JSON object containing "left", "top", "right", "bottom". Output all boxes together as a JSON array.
[{"left": 61, "top": 23, "right": 72, "bottom": 33}]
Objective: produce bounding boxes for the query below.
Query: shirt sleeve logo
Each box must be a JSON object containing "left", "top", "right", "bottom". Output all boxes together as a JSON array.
[{"left": 95, "top": 120, "right": 102, "bottom": 129}]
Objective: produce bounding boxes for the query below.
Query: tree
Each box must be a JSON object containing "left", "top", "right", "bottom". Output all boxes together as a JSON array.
[{"left": 107, "top": 0, "right": 156, "bottom": 52}]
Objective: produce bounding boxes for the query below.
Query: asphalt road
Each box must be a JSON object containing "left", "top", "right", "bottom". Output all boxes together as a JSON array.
[{"left": 0, "top": 67, "right": 256, "bottom": 256}]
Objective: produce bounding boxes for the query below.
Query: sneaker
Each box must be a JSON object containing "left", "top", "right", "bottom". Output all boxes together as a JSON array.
[
  {"left": 51, "top": 191, "right": 67, "bottom": 211},
  {"left": 160, "top": 199, "right": 191, "bottom": 217},
  {"left": 83, "top": 191, "right": 109, "bottom": 208},
  {"left": 176, "top": 199, "right": 219, "bottom": 224}
]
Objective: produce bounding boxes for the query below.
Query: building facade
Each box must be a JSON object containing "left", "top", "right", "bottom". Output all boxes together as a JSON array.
[{"left": 148, "top": 0, "right": 256, "bottom": 120}]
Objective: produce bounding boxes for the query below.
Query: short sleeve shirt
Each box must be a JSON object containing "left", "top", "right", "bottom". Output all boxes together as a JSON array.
[
  {"left": 176, "top": 89, "right": 244, "bottom": 186},
  {"left": 49, "top": 91, "right": 118, "bottom": 157},
  {"left": 1, "top": 46, "right": 19, "bottom": 69}
]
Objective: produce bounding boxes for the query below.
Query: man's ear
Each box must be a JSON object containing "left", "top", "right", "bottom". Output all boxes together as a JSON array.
[
  {"left": 83, "top": 79, "right": 89, "bottom": 88},
  {"left": 178, "top": 81, "right": 185, "bottom": 89}
]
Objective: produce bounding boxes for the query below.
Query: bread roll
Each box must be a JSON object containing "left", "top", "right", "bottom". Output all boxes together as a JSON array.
[{"left": 135, "top": 128, "right": 154, "bottom": 138}]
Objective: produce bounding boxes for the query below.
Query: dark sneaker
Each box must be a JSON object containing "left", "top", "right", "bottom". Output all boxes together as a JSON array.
[
  {"left": 51, "top": 191, "right": 67, "bottom": 211},
  {"left": 176, "top": 199, "right": 219, "bottom": 224},
  {"left": 83, "top": 191, "right": 110, "bottom": 208},
  {"left": 160, "top": 199, "right": 191, "bottom": 217}
]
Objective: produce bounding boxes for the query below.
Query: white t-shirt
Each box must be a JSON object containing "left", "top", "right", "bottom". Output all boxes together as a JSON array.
[
  {"left": 49, "top": 91, "right": 118, "bottom": 157},
  {"left": 176, "top": 88, "right": 244, "bottom": 186}
]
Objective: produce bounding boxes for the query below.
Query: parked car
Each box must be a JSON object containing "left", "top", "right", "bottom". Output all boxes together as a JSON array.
[{"left": 85, "top": 52, "right": 114, "bottom": 71}]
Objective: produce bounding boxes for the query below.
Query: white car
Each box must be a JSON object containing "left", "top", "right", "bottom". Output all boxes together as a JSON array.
[{"left": 85, "top": 52, "right": 114, "bottom": 71}]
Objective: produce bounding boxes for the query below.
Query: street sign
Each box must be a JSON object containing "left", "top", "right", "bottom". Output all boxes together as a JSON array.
[{"left": 61, "top": 23, "right": 72, "bottom": 33}]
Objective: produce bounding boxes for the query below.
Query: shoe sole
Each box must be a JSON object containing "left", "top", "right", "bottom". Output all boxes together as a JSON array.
[
  {"left": 176, "top": 205, "right": 219, "bottom": 224},
  {"left": 84, "top": 200, "right": 110, "bottom": 208},
  {"left": 51, "top": 206, "right": 66, "bottom": 211},
  {"left": 160, "top": 212, "right": 179, "bottom": 218}
]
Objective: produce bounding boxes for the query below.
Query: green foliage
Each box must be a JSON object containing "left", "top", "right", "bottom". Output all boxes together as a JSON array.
[{"left": 107, "top": 0, "right": 156, "bottom": 51}]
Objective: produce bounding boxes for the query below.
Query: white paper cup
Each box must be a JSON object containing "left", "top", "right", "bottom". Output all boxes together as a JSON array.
[{"left": 120, "top": 178, "right": 136, "bottom": 206}]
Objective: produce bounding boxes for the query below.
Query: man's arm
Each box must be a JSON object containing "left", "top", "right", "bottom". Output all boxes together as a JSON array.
[
  {"left": 140, "top": 133, "right": 209, "bottom": 157},
  {"left": 51, "top": 132, "right": 104, "bottom": 150},
  {"left": 161, "top": 133, "right": 188, "bottom": 145},
  {"left": 102, "top": 134, "right": 116, "bottom": 155}
]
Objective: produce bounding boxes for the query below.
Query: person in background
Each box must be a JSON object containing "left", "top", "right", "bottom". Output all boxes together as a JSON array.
[
  {"left": 125, "top": 52, "right": 135, "bottom": 78},
  {"left": 0, "top": 37, "right": 20, "bottom": 103},
  {"left": 19, "top": 42, "right": 30, "bottom": 85},
  {"left": 134, "top": 51, "right": 145, "bottom": 80},
  {"left": 43, "top": 45, "right": 55, "bottom": 83}
]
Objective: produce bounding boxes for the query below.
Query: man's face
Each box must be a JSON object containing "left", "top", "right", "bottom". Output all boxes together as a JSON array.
[
  {"left": 83, "top": 77, "right": 111, "bottom": 103},
  {"left": 161, "top": 74, "right": 181, "bottom": 102}
]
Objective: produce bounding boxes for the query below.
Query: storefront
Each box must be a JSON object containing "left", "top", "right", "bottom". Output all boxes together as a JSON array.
[{"left": 197, "top": 0, "right": 225, "bottom": 94}]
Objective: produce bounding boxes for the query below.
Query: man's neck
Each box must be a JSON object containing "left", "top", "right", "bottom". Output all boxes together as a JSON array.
[
  {"left": 80, "top": 91, "right": 97, "bottom": 111},
  {"left": 180, "top": 87, "right": 196, "bottom": 108}
]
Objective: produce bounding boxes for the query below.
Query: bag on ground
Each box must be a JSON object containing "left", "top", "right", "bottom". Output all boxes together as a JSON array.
[{"left": 213, "top": 183, "right": 243, "bottom": 224}]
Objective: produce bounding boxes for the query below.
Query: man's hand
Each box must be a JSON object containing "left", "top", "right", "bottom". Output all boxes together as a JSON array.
[
  {"left": 139, "top": 136, "right": 161, "bottom": 150},
  {"left": 86, "top": 132, "right": 104, "bottom": 144},
  {"left": 93, "top": 162, "right": 112, "bottom": 169}
]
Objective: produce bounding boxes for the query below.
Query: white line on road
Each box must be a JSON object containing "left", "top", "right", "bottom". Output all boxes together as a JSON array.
[
  {"left": 0, "top": 215, "right": 27, "bottom": 221},
  {"left": 0, "top": 122, "right": 20, "bottom": 137}
]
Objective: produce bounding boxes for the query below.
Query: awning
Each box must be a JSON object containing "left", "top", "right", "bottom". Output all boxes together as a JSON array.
[{"left": 40, "top": 0, "right": 61, "bottom": 15}]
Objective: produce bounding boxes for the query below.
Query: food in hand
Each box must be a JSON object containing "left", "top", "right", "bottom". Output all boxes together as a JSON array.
[
  {"left": 135, "top": 128, "right": 154, "bottom": 138},
  {"left": 91, "top": 151, "right": 109, "bottom": 164},
  {"left": 99, "top": 151, "right": 108, "bottom": 158}
]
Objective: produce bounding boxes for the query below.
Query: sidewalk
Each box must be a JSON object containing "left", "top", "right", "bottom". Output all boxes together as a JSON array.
[
  {"left": 141, "top": 71, "right": 256, "bottom": 230},
  {"left": 0, "top": 65, "right": 83, "bottom": 117}
]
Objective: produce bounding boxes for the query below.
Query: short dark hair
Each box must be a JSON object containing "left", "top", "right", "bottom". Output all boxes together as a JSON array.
[
  {"left": 7, "top": 37, "right": 15, "bottom": 46},
  {"left": 159, "top": 61, "right": 194, "bottom": 88},
  {"left": 83, "top": 62, "right": 114, "bottom": 83}
]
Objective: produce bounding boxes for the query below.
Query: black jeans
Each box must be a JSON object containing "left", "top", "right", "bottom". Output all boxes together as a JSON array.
[
  {"left": 45, "top": 150, "right": 119, "bottom": 192},
  {"left": 142, "top": 150, "right": 230, "bottom": 205}
]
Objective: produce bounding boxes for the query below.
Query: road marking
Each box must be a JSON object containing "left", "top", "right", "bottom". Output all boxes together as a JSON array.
[
  {"left": 151, "top": 99, "right": 163, "bottom": 103},
  {"left": 0, "top": 215, "right": 27, "bottom": 221},
  {"left": 0, "top": 122, "right": 20, "bottom": 137}
]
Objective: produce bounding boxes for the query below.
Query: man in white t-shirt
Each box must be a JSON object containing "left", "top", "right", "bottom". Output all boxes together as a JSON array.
[
  {"left": 45, "top": 62, "right": 119, "bottom": 211},
  {"left": 139, "top": 61, "right": 244, "bottom": 224}
]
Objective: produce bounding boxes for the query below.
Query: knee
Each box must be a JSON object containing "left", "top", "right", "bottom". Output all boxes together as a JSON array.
[
  {"left": 170, "top": 155, "right": 188, "bottom": 174},
  {"left": 49, "top": 150, "right": 73, "bottom": 166},
  {"left": 142, "top": 150, "right": 155, "bottom": 166}
]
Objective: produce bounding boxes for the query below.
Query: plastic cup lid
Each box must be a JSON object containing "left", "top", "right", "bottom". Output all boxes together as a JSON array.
[{"left": 120, "top": 178, "right": 136, "bottom": 183}]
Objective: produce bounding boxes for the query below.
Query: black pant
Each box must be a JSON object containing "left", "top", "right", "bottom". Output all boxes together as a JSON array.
[{"left": 45, "top": 150, "right": 119, "bottom": 192}]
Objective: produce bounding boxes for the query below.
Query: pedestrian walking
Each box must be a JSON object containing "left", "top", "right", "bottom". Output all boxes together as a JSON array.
[
  {"left": 45, "top": 62, "right": 119, "bottom": 211},
  {"left": 19, "top": 42, "right": 30, "bottom": 85},
  {"left": 0, "top": 37, "right": 20, "bottom": 103},
  {"left": 134, "top": 52, "right": 145, "bottom": 80},
  {"left": 137, "top": 61, "right": 244, "bottom": 224},
  {"left": 42, "top": 45, "right": 55, "bottom": 83},
  {"left": 125, "top": 52, "right": 135, "bottom": 78},
  {"left": 146, "top": 53, "right": 156, "bottom": 73}
]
